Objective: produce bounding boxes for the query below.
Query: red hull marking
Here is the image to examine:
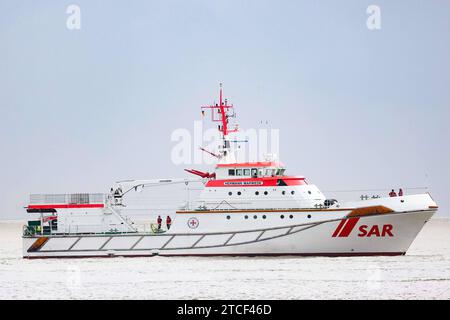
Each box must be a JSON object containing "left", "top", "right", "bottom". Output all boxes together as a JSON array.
[
  {"left": 24, "top": 252, "right": 406, "bottom": 259},
  {"left": 206, "top": 176, "right": 306, "bottom": 187},
  {"left": 338, "top": 217, "right": 360, "bottom": 237},
  {"left": 28, "top": 204, "right": 104, "bottom": 209},
  {"left": 332, "top": 219, "right": 347, "bottom": 237}
]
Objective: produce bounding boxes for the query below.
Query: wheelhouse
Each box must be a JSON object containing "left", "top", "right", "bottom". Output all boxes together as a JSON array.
[{"left": 215, "top": 161, "right": 286, "bottom": 179}]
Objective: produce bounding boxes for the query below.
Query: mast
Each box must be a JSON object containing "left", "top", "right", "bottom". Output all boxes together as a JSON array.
[
  {"left": 201, "top": 84, "right": 238, "bottom": 163},
  {"left": 219, "top": 83, "right": 228, "bottom": 137}
]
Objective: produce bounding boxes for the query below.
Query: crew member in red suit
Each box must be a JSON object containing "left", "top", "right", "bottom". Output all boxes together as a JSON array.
[
  {"left": 398, "top": 188, "right": 403, "bottom": 196},
  {"left": 166, "top": 216, "right": 172, "bottom": 230},
  {"left": 389, "top": 189, "right": 397, "bottom": 197},
  {"left": 157, "top": 215, "right": 162, "bottom": 230}
]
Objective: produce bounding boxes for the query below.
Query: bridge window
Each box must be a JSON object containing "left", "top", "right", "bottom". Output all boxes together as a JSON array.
[
  {"left": 228, "top": 169, "right": 235, "bottom": 176},
  {"left": 243, "top": 169, "right": 250, "bottom": 176},
  {"left": 236, "top": 169, "right": 243, "bottom": 176},
  {"left": 251, "top": 168, "right": 258, "bottom": 178}
]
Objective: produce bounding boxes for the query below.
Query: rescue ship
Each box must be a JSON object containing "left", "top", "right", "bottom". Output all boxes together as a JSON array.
[{"left": 22, "top": 85, "right": 438, "bottom": 258}]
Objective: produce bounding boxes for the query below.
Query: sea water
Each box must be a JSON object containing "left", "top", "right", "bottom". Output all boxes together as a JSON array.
[{"left": 0, "top": 219, "right": 449, "bottom": 299}]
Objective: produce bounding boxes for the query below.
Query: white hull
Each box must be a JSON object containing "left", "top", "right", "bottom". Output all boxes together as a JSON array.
[
  {"left": 22, "top": 87, "right": 439, "bottom": 259},
  {"left": 23, "top": 207, "right": 435, "bottom": 258}
]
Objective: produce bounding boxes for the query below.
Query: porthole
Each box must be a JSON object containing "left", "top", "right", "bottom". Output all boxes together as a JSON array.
[
  {"left": 282, "top": 191, "right": 286, "bottom": 195},
  {"left": 308, "top": 191, "right": 312, "bottom": 194},
  {"left": 262, "top": 215, "right": 267, "bottom": 219},
  {"left": 255, "top": 191, "right": 259, "bottom": 195},
  {"left": 244, "top": 215, "right": 248, "bottom": 219},
  {"left": 291, "top": 191, "right": 295, "bottom": 195},
  {"left": 253, "top": 215, "right": 257, "bottom": 219},
  {"left": 264, "top": 191, "right": 268, "bottom": 195},
  {"left": 228, "top": 192, "right": 232, "bottom": 196},
  {"left": 226, "top": 215, "right": 231, "bottom": 220},
  {"left": 307, "top": 214, "right": 311, "bottom": 219},
  {"left": 237, "top": 191, "right": 242, "bottom": 196},
  {"left": 280, "top": 215, "right": 285, "bottom": 219},
  {"left": 289, "top": 215, "right": 293, "bottom": 219}
]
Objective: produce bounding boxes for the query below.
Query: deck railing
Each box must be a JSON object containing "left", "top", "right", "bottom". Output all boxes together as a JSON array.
[{"left": 29, "top": 193, "right": 106, "bottom": 205}]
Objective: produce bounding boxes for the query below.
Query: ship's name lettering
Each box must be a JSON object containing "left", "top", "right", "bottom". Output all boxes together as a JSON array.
[{"left": 224, "top": 181, "right": 263, "bottom": 186}]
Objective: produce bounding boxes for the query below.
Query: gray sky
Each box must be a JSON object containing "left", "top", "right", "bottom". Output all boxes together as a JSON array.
[{"left": 1, "top": 0, "right": 449, "bottom": 219}]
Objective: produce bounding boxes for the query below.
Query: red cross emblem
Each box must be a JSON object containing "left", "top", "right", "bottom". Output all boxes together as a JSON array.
[{"left": 187, "top": 217, "right": 199, "bottom": 229}]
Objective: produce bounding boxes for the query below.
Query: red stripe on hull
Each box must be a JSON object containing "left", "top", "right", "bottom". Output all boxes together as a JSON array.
[
  {"left": 332, "top": 219, "right": 347, "bottom": 237},
  {"left": 28, "top": 204, "right": 104, "bottom": 209},
  {"left": 338, "top": 217, "right": 360, "bottom": 237},
  {"left": 24, "top": 252, "right": 406, "bottom": 259}
]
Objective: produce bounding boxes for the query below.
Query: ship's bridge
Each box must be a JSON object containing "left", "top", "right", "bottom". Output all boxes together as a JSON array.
[{"left": 215, "top": 161, "right": 286, "bottom": 179}]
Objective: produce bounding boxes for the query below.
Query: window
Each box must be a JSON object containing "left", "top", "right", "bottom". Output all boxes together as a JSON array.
[
  {"left": 228, "top": 169, "right": 235, "bottom": 176},
  {"left": 262, "top": 215, "right": 267, "bottom": 219},
  {"left": 280, "top": 215, "right": 285, "bottom": 219},
  {"left": 291, "top": 191, "right": 295, "bottom": 195},
  {"left": 255, "top": 191, "right": 259, "bottom": 195},
  {"left": 289, "top": 215, "right": 293, "bottom": 219},
  {"left": 271, "top": 169, "right": 276, "bottom": 176},
  {"left": 226, "top": 215, "right": 231, "bottom": 220},
  {"left": 243, "top": 169, "right": 250, "bottom": 176},
  {"left": 265, "top": 169, "right": 272, "bottom": 176},
  {"left": 307, "top": 214, "right": 311, "bottom": 219},
  {"left": 258, "top": 169, "right": 263, "bottom": 176},
  {"left": 253, "top": 215, "right": 257, "bottom": 219},
  {"left": 308, "top": 191, "right": 312, "bottom": 194},
  {"left": 236, "top": 169, "right": 243, "bottom": 176},
  {"left": 251, "top": 168, "right": 258, "bottom": 178},
  {"left": 237, "top": 191, "right": 242, "bottom": 196},
  {"left": 228, "top": 192, "right": 232, "bottom": 196},
  {"left": 244, "top": 215, "right": 248, "bottom": 219},
  {"left": 264, "top": 191, "right": 268, "bottom": 195},
  {"left": 282, "top": 191, "right": 286, "bottom": 195},
  {"left": 279, "top": 169, "right": 286, "bottom": 176}
]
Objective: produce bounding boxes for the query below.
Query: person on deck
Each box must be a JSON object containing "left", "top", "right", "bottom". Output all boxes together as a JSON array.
[
  {"left": 157, "top": 215, "right": 162, "bottom": 230},
  {"left": 398, "top": 188, "right": 403, "bottom": 196},
  {"left": 389, "top": 189, "right": 397, "bottom": 197},
  {"left": 166, "top": 216, "right": 172, "bottom": 230}
]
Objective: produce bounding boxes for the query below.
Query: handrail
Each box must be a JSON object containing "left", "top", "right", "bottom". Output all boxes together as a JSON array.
[{"left": 29, "top": 193, "right": 105, "bottom": 205}]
